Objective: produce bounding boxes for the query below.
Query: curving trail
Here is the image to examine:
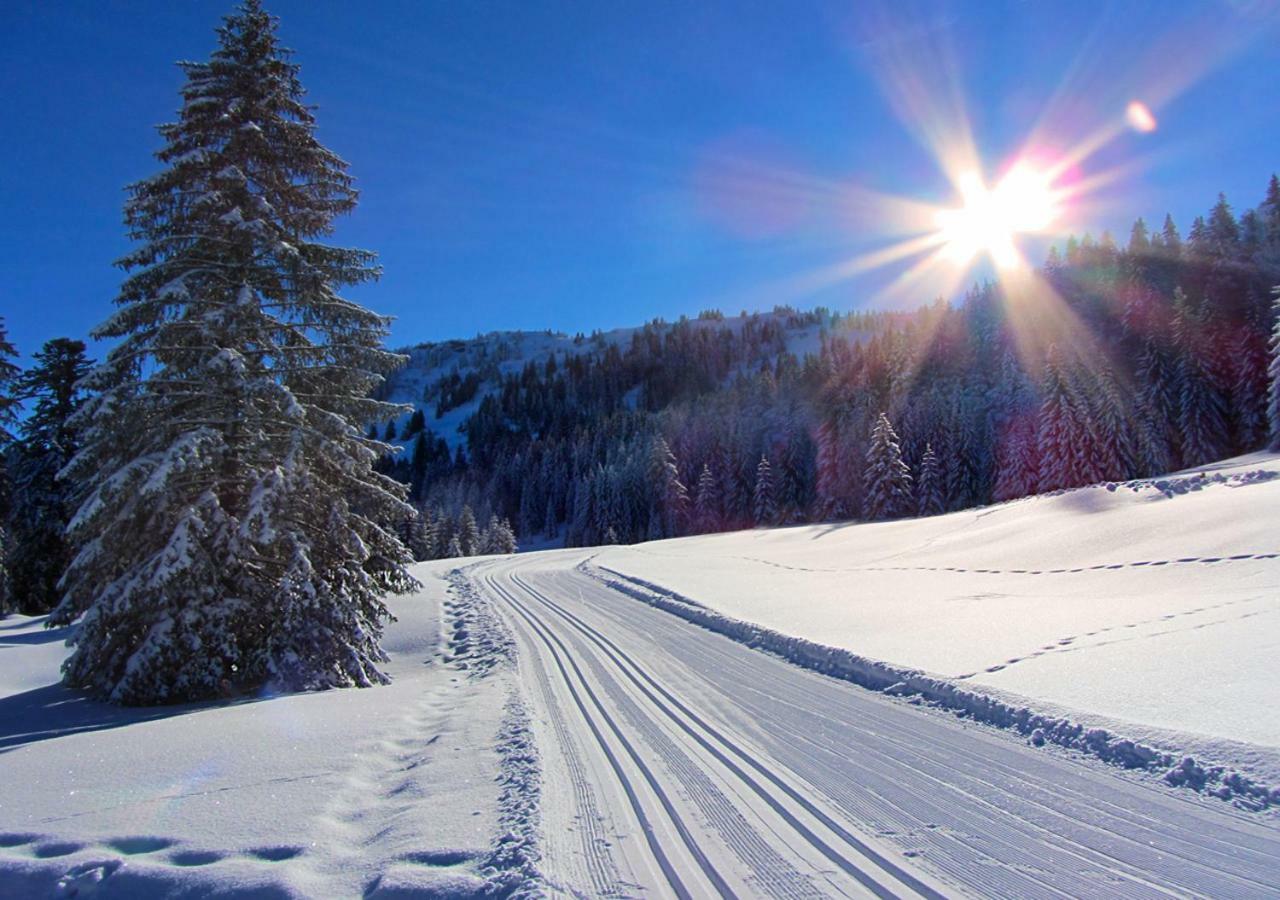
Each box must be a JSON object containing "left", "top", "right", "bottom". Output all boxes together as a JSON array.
[{"left": 470, "top": 551, "right": 1280, "bottom": 899}]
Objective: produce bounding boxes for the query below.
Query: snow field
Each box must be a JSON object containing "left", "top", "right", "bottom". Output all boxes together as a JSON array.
[
  {"left": 0, "top": 561, "right": 533, "bottom": 899},
  {"left": 593, "top": 453, "right": 1280, "bottom": 797}
]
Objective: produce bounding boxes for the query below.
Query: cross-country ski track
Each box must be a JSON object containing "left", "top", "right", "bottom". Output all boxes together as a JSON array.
[{"left": 469, "top": 552, "right": 1280, "bottom": 899}]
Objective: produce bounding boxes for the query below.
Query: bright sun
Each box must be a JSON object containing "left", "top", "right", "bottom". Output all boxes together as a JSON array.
[{"left": 935, "top": 162, "right": 1061, "bottom": 269}]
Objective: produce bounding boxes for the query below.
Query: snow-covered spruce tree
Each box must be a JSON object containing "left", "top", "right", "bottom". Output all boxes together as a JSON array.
[
  {"left": 863, "top": 413, "right": 912, "bottom": 521},
  {"left": 694, "top": 462, "right": 721, "bottom": 533},
  {"left": 480, "top": 515, "right": 518, "bottom": 554},
  {"left": 50, "top": 1, "right": 416, "bottom": 704},
  {"left": 916, "top": 442, "right": 944, "bottom": 517},
  {"left": 1172, "top": 289, "right": 1229, "bottom": 467},
  {"left": 7, "top": 339, "right": 93, "bottom": 614},
  {"left": 1036, "top": 347, "right": 1085, "bottom": 492},
  {"left": 0, "top": 319, "right": 19, "bottom": 616},
  {"left": 1269, "top": 287, "right": 1280, "bottom": 450},
  {"left": 456, "top": 505, "right": 480, "bottom": 556},
  {"left": 647, "top": 436, "right": 688, "bottom": 537},
  {"left": 752, "top": 454, "right": 777, "bottom": 526}
]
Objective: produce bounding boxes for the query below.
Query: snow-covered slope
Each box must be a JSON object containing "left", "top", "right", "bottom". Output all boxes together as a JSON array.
[
  {"left": 0, "top": 561, "right": 533, "bottom": 899},
  {"left": 378, "top": 310, "right": 836, "bottom": 453},
  {"left": 595, "top": 452, "right": 1280, "bottom": 771}
]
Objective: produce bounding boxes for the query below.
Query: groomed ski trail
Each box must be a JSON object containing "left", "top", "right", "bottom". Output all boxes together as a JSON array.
[{"left": 470, "top": 552, "right": 1280, "bottom": 899}]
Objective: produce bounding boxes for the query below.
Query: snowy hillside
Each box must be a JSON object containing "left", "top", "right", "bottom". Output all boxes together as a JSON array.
[
  {"left": 376, "top": 308, "right": 841, "bottom": 453},
  {"left": 595, "top": 452, "right": 1280, "bottom": 776}
]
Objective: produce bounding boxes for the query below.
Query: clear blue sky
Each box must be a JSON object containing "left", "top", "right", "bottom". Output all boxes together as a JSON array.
[{"left": 2, "top": 1, "right": 1278, "bottom": 361}]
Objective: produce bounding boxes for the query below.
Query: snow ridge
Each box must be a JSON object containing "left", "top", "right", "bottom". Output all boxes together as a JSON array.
[
  {"left": 445, "top": 568, "right": 546, "bottom": 897},
  {"left": 445, "top": 568, "right": 516, "bottom": 678},
  {"left": 482, "top": 697, "right": 543, "bottom": 898},
  {"left": 584, "top": 563, "right": 1280, "bottom": 811}
]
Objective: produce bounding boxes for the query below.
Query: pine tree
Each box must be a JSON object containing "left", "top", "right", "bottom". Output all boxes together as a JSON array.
[
  {"left": 404, "top": 408, "right": 426, "bottom": 438},
  {"left": 7, "top": 339, "right": 93, "bottom": 614},
  {"left": 480, "top": 515, "right": 518, "bottom": 554},
  {"left": 50, "top": 1, "right": 415, "bottom": 703},
  {"left": 1232, "top": 315, "right": 1269, "bottom": 451},
  {"left": 1269, "top": 288, "right": 1280, "bottom": 450},
  {"left": 694, "top": 463, "right": 720, "bottom": 533},
  {"left": 408, "top": 431, "right": 430, "bottom": 501},
  {"left": 916, "top": 442, "right": 944, "bottom": 516},
  {"left": 863, "top": 413, "right": 912, "bottom": 520},
  {"left": 0, "top": 320, "right": 19, "bottom": 617},
  {"left": 1037, "top": 348, "right": 1085, "bottom": 491},
  {"left": 752, "top": 454, "right": 777, "bottom": 526},
  {"left": 813, "top": 419, "right": 848, "bottom": 520},
  {"left": 648, "top": 436, "right": 688, "bottom": 537},
  {"left": 1135, "top": 342, "right": 1180, "bottom": 470},
  {"left": 1173, "top": 289, "right": 1229, "bottom": 466},
  {"left": 0, "top": 320, "right": 18, "bottom": 446},
  {"left": 457, "top": 505, "right": 479, "bottom": 556},
  {"left": 543, "top": 498, "right": 559, "bottom": 539}
]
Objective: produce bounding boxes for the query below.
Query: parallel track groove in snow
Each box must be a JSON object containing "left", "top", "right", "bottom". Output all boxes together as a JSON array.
[
  {"left": 510, "top": 570, "right": 941, "bottom": 900},
  {"left": 485, "top": 573, "right": 729, "bottom": 898},
  {"left": 472, "top": 554, "right": 1280, "bottom": 898},
  {"left": 566, "top": 565, "right": 1279, "bottom": 895}
]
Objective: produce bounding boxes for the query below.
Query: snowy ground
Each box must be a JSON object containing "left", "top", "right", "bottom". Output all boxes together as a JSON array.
[
  {"left": 5, "top": 456, "right": 1279, "bottom": 898},
  {"left": 0, "top": 561, "right": 529, "bottom": 899},
  {"left": 595, "top": 452, "right": 1280, "bottom": 775},
  {"left": 470, "top": 551, "right": 1279, "bottom": 897}
]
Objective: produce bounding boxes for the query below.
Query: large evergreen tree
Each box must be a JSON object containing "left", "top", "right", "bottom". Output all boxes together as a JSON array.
[
  {"left": 1037, "top": 348, "right": 1088, "bottom": 491},
  {"left": 7, "top": 339, "right": 92, "bottom": 614},
  {"left": 50, "top": 1, "right": 415, "bottom": 703}
]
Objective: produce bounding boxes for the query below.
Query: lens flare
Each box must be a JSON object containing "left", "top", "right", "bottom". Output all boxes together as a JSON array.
[
  {"left": 934, "top": 162, "right": 1062, "bottom": 269},
  {"left": 1125, "top": 100, "right": 1158, "bottom": 133}
]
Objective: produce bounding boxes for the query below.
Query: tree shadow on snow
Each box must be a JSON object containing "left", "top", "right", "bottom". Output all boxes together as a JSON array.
[
  {"left": 0, "top": 621, "right": 70, "bottom": 646},
  {"left": 0, "top": 682, "right": 198, "bottom": 754}
]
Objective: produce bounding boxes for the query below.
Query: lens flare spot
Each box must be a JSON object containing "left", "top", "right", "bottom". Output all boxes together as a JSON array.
[{"left": 1126, "top": 100, "right": 1158, "bottom": 133}]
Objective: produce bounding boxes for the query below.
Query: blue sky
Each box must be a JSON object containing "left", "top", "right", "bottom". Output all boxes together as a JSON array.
[{"left": 2, "top": 0, "right": 1278, "bottom": 361}]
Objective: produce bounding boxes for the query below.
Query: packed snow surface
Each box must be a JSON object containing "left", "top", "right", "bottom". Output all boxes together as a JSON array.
[
  {"left": 597, "top": 452, "right": 1280, "bottom": 754},
  {"left": 471, "top": 551, "right": 1279, "bottom": 897}
]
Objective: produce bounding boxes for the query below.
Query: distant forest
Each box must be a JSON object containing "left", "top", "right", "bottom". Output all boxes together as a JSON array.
[{"left": 378, "top": 178, "right": 1280, "bottom": 557}]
